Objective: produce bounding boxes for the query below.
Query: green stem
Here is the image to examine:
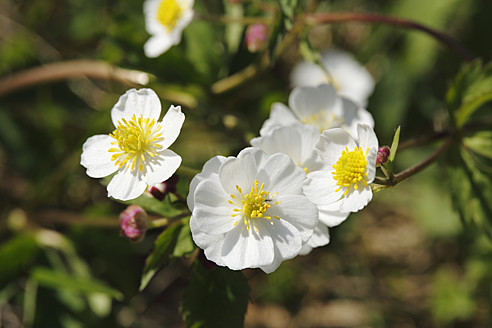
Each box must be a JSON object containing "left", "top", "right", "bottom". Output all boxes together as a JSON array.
[{"left": 304, "top": 12, "right": 476, "bottom": 62}]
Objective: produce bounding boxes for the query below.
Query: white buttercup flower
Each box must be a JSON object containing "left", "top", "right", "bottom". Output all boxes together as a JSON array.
[
  {"left": 188, "top": 147, "right": 318, "bottom": 273},
  {"left": 303, "top": 124, "right": 378, "bottom": 225},
  {"left": 260, "top": 84, "right": 374, "bottom": 138},
  {"left": 81, "top": 88, "right": 185, "bottom": 201},
  {"left": 250, "top": 125, "right": 331, "bottom": 254},
  {"left": 143, "top": 0, "right": 194, "bottom": 58},
  {"left": 290, "top": 48, "right": 375, "bottom": 106}
]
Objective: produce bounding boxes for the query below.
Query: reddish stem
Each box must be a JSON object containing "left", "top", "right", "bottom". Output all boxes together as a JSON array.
[{"left": 305, "top": 12, "right": 476, "bottom": 62}]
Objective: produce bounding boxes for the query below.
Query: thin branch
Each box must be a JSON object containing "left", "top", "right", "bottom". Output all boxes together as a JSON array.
[
  {"left": 304, "top": 12, "right": 476, "bottom": 62},
  {"left": 395, "top": 137, "right": 453, "bottom": 184},
  {"left": 0, "top": 60, "right": 153, "bottom": 97}
]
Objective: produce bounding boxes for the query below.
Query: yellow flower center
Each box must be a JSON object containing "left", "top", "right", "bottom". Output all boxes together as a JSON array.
[
  {"left": 157, "top": 0, "right": 183, "bottom": 32},
  {"left": 332, "top": 146, "right": 369, "bottom": 195},
  {"left": 109, "top": 114, "right": 164, "bottom": 172},
  {"left": 301, "top": 111, "right": 344, "bottom": 132},
  {"left": 228, "top": 180, "right": 280, "bottom": 232}
]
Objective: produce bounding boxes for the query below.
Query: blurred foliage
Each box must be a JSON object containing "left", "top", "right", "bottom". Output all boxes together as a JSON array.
[{"left": 1, "top": 0, "right": 492, "bottom": 327}]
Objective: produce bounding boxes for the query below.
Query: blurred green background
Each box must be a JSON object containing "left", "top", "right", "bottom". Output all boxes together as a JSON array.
[{"left": 1, "top": 0, "right": 492, "bottom": 327}]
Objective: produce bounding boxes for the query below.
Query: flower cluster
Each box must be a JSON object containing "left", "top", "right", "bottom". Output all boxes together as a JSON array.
[
  {"left": 81, "top": 43, "right": 378, "bottom": 273},
  {"left": 190, "top": 50, "right": 379, "bottom": 271}
]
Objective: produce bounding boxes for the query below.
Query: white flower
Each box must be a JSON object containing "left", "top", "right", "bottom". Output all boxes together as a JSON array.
[
  {"left": 81, "top": 88, "right": 185, "bottom": 201},
  {"left": 250, "top": 125, "right": 331, "bottom": 254},
  {"left": 260, "top": 84, "right": 374, "bottom": 138},
  {"left": 188, "top": 147, "right": 318, "bottom": 273},
  {"left": 143, "top": 0, "right": 194, "bottom": 58},
  {"left": 290, "top": 48, "right": 375, "bottom": 106},
  {"left": 303, "top": 124, "right": 378, "bottom": 226}
]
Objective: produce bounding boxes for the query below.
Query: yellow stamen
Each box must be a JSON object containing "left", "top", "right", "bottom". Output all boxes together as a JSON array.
[
  {"left": 108, "top": 114, "right": 164, "bottom": 172},
  {"left": 332, "top": 146, "right": 369, "bottom": 196},
  {"left": 157, "top": 0, "right": 183, "bottom": 32}
]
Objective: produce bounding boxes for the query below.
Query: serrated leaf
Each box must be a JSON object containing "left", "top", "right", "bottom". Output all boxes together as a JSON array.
[
  {"left": 139, "top": 222, "right": 184, "bottom": 291},
  {"left": 446, "top": 60, "right": 492, "bottom": 128},
  {"left": 464, "top": 131, "right": 492, "bottom": 160},
  {"left": 181, "top": 263, "right": 250, "bottom": 328},
  {"left": 443, "top": 142, "right": 492, "bottom": 235},
  {"left": 31, "top": 267, "right": 123, "bottom": 300}
]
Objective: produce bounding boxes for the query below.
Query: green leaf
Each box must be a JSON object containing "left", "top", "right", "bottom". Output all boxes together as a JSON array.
[
  {"left": 0, "top": 234, "right": 39, "bottom": 289},
  {"left": 123, "top": 193, "right": 183, "bottom": 218},
  {"left": 443, "top": 140, "right": 492, "bottom": 235},
  {"left": 389, "top": 125, "right": 401, "bottom": 163},
  {"left": 464, "top": 131, "right": 492, "bottom": 160},
  {"left": 139, "top": 222, "right": 184, "bottom": 291},
  {"left": 30, "top": 267, "right": 123, "bottom": 300},
  {"left": 446, "top": 60, "right": 492, "bottom": 128},
  {"left": 181, "top": 263, "right": 250, "bottom": 328},
  {"left": 279, "top": 0, "right": 298, "bottom": 30},
  {"left": 173, "top": 219, "right": 195, "bottom": 257}
]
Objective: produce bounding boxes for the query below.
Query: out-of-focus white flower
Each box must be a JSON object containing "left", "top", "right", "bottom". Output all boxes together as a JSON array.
[
  {"left": 260, "top": 84, "right": 374, "bottom": 138},
  {"left": 290, "top": 48, "right": 375, "bottom": 106},
  {"left": 303, "top": 124, "right": 378, "bottom": 227},
  {"left": 250, "top": 125, "right": 330, "bottom": 254},
  {"left": 188, "top": 147, "right": 318, "bottom": 273},
  {"left": 143, "top": 0, "right": 194, "bottom": 58},
  {"left": 81, "top": 88, "right": 184, "bottom": 201}
]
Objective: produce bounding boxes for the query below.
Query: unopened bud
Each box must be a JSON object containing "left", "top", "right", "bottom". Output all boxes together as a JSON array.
[
  {"left": 245, "top": 24, "right": 268, "bottom": 53},
  {"left": 149, "top": 174, "right": 179, "bottom": 201},
  {"left": 377, "top": 146, "right": 391, "bottom": 166},
  {"left": 120, "top": 205, "right": 148, "bottom": 242}
]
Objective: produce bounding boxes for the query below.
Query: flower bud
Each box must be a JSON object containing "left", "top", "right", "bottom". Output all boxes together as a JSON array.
[
  {"left": 120, "top": 205, "right": 148, "bottom": 242},
  {"left": 245, "top": 23, "right": 268, "bottom": 53},
  {"left": 148, "top": 174, "right": 179, "bottom": 201},
  {"left": 376, "top": 146, "right": 391, "bottom": 166}
]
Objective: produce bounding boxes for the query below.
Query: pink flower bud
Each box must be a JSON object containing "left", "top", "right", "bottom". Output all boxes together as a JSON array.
[
  {"left": 120, "top": 205, "right": 148, "bottom": 242},
  {"left": 148, "top": 174, "right": 179, "bottom": 201},
  {"left": 377, "top": 146, "right": 391, "bottom": 166},
  {"left": 245, "top": 23, "right": 268, "bottom": 53}
]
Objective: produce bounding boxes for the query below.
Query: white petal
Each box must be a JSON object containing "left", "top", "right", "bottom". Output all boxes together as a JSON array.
[
  {"left": 111, "top": 88, "right": 161, "bottom": 126},
  {"left": 256, "top": 152, "right": 305, "bottom": 195},
  {"left": 158, "top": 105, "right": 185, "bottom": 150},
  {"left": 306, "top": 222, "right": 330, "bottom": 248},
  {"left": 339, "top": 186, "right": 373, "bottom": 213},
  {"left": 356, "top": 107, "right": 375, "bottom": 129},
  {"left": 193, "top": 177, "right": 237, "bottom": 235},
  {"left": 190, "top": 216, "right": 226, "bottom": 266},
  {"left": 321, "top": 49, "right": 374, "bottom": 107},
  {"left": 143, "top": 149, "right": 181, "bottom": 185},
  {"left": 259, "top": 103, "right": 298, "bottom": 136},
  {"left": 290, "top": 61, "right": 329, "bottom": 88},
  {"left": 107, "top": 170, "right": 148, "bottom": 201},
  {"left": 258, "top": 219, "right": 302, "bottom": 273},
  {"left": 303, "top": 170, "right": 341, "bottom": 206},
  {"left": 357, "top": 124, "right": 379, "bottom": 151},
  {"left": 219, "top": 152, "right": 257, "bottom": 196},
  {"left": 267, "top": 194, "right": 318, "bottom": 242},
  {"left": 221, "top": 225, "right": 274, "bottom": 270},
  {"left": 289, "top": 84, "right": 338, "bottom": 120},
  {"left": 187, "top": 156, "right": 227, "bottom": 211},
  {"left": 338, "top": 97, "right": 360, "bottom": 137},
  {"left": 316, "top": 128, "right": 357, "bottom": 163},
  {"left": 80, "top": 135, "right": 118, "bottom": 178},
  {"left": 144, "top": 34, "right": 175, "bottom": 58},
  {"left": 318, "top": 205, "right": 350, "bottom": 227},
  {"left": 365, "top": 148, "right": 377, "bottom": 183}
]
